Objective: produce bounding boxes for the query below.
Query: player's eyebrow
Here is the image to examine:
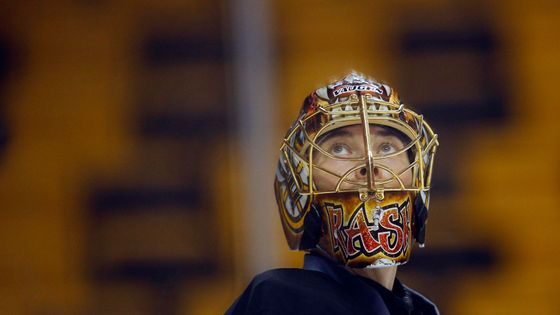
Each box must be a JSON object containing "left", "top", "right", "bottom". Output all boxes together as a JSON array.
[
  {"left": 315, "top": 125, "right": 407, "bottom": 146},
  {"left": 316, "top": 129, "right": 353, "bottom": 145},
  {"left": 375, "top": 128, "right": 400, "bottom": 138}
]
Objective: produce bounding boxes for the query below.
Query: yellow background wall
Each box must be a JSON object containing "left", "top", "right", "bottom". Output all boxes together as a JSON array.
[{"left": 0, "top": 1, "right": 558, "bottom": 314}]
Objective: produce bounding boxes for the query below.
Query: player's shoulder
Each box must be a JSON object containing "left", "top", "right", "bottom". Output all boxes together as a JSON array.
[
  {"left": 246, "top": 268, "right": 348, "bottom": 302},
  {"left": 251, "top": 267, "right": 337, "bottom": 289},
  {"left": 226, "top": 268, "right": 354, "bottom": 315}
]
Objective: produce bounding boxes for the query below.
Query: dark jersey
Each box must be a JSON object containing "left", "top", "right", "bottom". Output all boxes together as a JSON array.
[{"left": 225, "top": 254, "right": 439, "bottom": 315}]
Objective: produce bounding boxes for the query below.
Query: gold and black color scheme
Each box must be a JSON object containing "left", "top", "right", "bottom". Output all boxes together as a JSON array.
[{"left": 274, "top": 72, "right": 439, "bottom": 268}]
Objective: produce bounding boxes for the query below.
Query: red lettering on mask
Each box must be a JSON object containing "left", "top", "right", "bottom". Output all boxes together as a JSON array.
[
  {"left": 342, "top": 205, "right": 381, "bottom": 256},
  {"left": 324, "top": 198, "right": 410, "bottom": 260},
  {"left": 326, "top": 204, "right": 343, "bottom": 253},
  {"left": 378, "top": 208, "right": 404, "bottom": 255}
]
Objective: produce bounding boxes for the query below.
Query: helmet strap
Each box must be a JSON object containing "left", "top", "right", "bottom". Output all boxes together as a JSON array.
[
  {"left": 299, "top": 203, "right": 322, "bottom": 250},
  {"left": 413, "top": 195, "right": 428, "bottom": 247}
]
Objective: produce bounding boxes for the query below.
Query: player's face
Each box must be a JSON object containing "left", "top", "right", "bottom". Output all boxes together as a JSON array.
[{"left": 313, "top": 124, "right": 412, "bottom": 191}]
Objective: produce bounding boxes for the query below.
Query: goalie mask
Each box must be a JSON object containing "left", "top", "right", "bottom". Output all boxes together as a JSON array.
[{"left": 274, "top": 72, "right": 439, "bottom": 268}]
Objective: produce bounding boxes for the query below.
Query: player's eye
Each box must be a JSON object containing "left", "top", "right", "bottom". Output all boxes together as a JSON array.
[
  {"left": 330, "top": 143, "right": 352, "bottom": 157},
  {"left": 379, "top": 142, "right": 396, "bottom": 156}
]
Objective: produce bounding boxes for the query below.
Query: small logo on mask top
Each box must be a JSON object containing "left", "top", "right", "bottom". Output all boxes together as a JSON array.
[
  {"left": 325, "top": 199, "right": 410, "bottom": 259},
  {"left": 333, "top": 84, "right": 384, "bottom": 97}
]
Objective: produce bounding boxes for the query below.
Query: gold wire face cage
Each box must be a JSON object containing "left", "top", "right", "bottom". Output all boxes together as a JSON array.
[{"left": 280, "top": 94, "right": 439, "bottom": 201}]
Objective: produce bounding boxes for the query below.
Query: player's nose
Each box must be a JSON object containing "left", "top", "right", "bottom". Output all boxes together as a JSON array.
[
  {"left": 358, "top": 166, "right": 367, "bottom": 178},
  {"left": 355, "top": 165, "right": 379, "bottom": 180}
]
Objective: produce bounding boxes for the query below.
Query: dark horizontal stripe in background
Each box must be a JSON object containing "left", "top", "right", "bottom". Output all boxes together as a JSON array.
[
  {"left": 139, "top": 113, "right": 228, "bottom": 138},
  {"left": 91, "top": 187, "right": 201, "bottom": 213},
  {"left": 94, "top": 259, "right": 218, "bottom": 284},
  {"left": 402, "top": 30, "right": 496, "bottom": 53},
  {"left": 421, "top": 99, "right": 507, "bottom": 125},
  {"left": 407, "top": 246, "right": 497, "bottom": 274},
  {"left": 142, "top": 34, "right": 225, "bottom": 65}
]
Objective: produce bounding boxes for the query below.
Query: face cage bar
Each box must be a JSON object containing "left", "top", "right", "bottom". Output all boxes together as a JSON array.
[{"left": 280, "top": 94, "right": 439, "bottom": 196}]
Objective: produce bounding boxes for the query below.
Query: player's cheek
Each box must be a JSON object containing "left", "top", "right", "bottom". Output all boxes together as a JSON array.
[{"left": 313, "top": 165, "right": 337, "bottom": 190}]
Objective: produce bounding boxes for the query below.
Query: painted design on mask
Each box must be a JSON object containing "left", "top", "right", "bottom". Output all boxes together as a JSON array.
[{"left": 317, "top": 192, "right": 413, "bottom": 268}]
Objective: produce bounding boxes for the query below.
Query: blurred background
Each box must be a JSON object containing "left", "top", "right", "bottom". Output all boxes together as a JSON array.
[{"left": 0, "top": 0, "right": 559, "bottom": 314}]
